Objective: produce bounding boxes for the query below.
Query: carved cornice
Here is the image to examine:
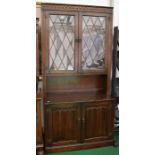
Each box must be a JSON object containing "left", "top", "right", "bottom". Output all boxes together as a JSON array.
[{"left": 41, "top": 3, "right": 113, "bottom": 14}]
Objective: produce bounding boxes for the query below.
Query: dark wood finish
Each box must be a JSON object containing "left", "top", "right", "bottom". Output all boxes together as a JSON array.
[
  {"left": 44, "top": 99, "right": 114, "bottom": 153},
  {"left": 45, "top": 11, "right": 79, "bottom": 74},
  {"left": 36, "top": 18, "right": 39, "bottom": 77},
  {"left": 45, "top": 139, "right": 114, "bottom": 153},
  {"left": 41, "top": 3, "right": 113, "bottom": 14},
  {"left": 45, "top": 75, "right": 107, "bottom": 94},
  {"left": 44, "top": 103, "right": 81, "bottom": 147},
  {"left": 36, "top": 98, "right": 43, "bottom": 145},
  {"left": 36, "top": 18, "right": 44, "bottom": 155},
  {"left": 78, "top": 12, "right": 110, "bottom": 74},
  {"left": 36, "top": 97, "right": 44, "bottom": 155},
  {"left": 82, "top": 100, "right": 114, "bottom": 143},
  {"left": 40, "top": 3, "right": 114, "bottom": 153},
  {"left": 36, "top": 17, "right": 42, "bottom": 80}
]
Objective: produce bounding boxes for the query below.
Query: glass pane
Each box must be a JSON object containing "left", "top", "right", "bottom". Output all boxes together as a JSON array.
[
  {"left": 82, "top": 16, "right": 106, "bottom": 70},
  {"left": 48, "top": 15, "right": 75, "bottom": 71}
]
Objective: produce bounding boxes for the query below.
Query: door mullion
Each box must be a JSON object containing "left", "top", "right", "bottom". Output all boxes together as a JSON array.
[{"left": 78, "top": 12, "right": 82, "bottom": 72}]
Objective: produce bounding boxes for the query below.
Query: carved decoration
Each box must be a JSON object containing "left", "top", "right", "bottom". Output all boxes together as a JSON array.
[{"left": 42, "top": 3, "right": 112, "bottom": 14}]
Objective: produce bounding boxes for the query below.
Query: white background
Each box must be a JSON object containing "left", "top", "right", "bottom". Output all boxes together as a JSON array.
[
  {"left": 37, "top": 0, "right": 111, "bottom": 6},
  {"left": 0, "top": 0, "right": 155, "bottom": 155}
]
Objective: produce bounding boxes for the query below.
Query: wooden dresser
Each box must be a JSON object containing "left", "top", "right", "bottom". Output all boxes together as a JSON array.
[{"left": 41, "top": 3, "right": 115, "bottom": 153}]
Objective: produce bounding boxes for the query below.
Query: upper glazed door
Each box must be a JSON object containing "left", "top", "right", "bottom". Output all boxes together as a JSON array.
[
  {"left": 79, "top": 13, "right": 109, "bottom": 73},
  {"left": 44, "top": 11, "right": 110, "bottom": 75},
  {"left": 46, "top": 12, "right": 78, "bottom": 74}
]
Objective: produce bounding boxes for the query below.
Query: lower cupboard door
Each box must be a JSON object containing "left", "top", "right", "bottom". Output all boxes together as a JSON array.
[
  {"left": 44, "top": 103, "right": 81, "bottom": 147},
  {"left": 82, "top": 101, "right": 114, "bottom": 143}
]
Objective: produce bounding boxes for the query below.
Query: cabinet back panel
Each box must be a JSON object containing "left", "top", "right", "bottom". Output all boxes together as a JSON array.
[{"left": 46, "top": 75, "right": 107, "bottom": 93}]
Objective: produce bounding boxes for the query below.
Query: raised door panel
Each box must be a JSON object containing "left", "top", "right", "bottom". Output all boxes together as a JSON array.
[
  {"left": 44, "top": 103, "right": 81, "bottom": 147},
  {"left": 82, "top": 101, "right": 114, "bottom": 143}
]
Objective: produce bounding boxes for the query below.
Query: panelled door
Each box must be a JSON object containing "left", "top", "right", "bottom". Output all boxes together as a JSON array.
[
  {"left": 44, "top": 102, "right": 81, "bottom": 147},
  {"left": 81, "top": 101, "right": 114, "bottom": 143}
]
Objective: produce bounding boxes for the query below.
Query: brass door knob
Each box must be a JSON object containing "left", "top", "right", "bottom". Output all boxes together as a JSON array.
[{"left": 38, "top": 76, "right": 43, "bottom": 81}]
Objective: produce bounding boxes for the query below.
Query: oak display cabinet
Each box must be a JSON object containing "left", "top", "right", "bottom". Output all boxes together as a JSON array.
[{"left": 41, "top": 3, "right": 115, "bottom": 153}]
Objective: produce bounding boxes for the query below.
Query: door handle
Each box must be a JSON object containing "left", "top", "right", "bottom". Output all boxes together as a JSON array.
[
  {"left": 75, "top": 38, "right": 82, "bottom": 42},
  {"left": 78, "top": 118, "right": 85, "bottom": 124},
  {"left": 46, "top": 100, "right": 51, "bottom": 104},
  {"left": 78, "top": 118, "right": 81, "bottom": 122},
  {"left": 82, "top": 118, "right": 85, "bottom": 123}
]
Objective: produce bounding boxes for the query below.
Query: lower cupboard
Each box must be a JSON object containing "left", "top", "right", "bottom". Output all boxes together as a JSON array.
[{"left": 44, "top": 99, "right": 115, "bottom": 153}]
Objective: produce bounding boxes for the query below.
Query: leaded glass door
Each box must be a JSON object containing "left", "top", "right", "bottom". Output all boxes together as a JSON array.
[
  {"left": 79, "top": 13, "right": 107, "bottom": 72},
  {"left": 47, "top": 12, "right": 78, "bottom": 73}
]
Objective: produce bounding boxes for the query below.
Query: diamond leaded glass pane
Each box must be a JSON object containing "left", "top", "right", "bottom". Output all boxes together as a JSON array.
[
  {"left": 82, "top": 16, "right": 106, "bottom": 70},
  {"left": 49, "top": 15, "right": 75, "bottom": 71}
]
